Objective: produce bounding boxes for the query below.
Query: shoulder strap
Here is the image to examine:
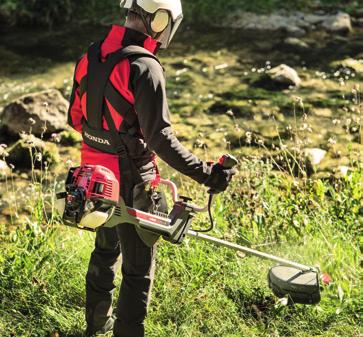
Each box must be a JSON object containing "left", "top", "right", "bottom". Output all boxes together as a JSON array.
[
  {"left": 117, "top": 45, "right": 161, "bottom": 65},
  {"left": 86, "top": 42, "right": 160, "bottom": 130}
]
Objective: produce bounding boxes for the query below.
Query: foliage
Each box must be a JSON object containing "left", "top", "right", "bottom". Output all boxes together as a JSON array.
[
  {"left": 0, "top": 7, "right": 362, "bottom": 335},
  {"left": 0, "top": 156, "right": 361, "bottom": 336},
  {"left": 0, "top": 0, "right": 75, "bottom": 27},
  {"left": 0, "top": 0, "right": 118, "bottom": 27},
  {"left": 0, "top": 0, "right": 359, "bottom": 28}
]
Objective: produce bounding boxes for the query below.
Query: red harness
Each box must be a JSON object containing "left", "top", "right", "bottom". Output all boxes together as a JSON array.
[{"left": 68, "top": 26, "right": 162, "bottom": 204}]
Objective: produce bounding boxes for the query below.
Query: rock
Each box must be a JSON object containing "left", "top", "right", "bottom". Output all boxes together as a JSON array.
[
  {"left": 219, "top": 11, "right": 353, "bottom": 36},
  {"left": 7, "top": 134, "right": 60, "bottom": 170},
  {"left": 302, "top": 13, "right": 326, "bottom": 25},
  {"left": 283, "top": 37, "right": 310, "bottom": 51},
  {"left": 1, "top": 89, "right": 68, "bottom": 138},
  {"left": 313, "top": 108, "right": 332, "bottom": 118},
  {"left": 269, "top": 151, "right": 314, "bottom": 177},
  {"left": 321, "top": 12, "right": 352, "bottom": 34},
  {"left": 208, "top": 101, "right": 253, "bottom": 119},
  {"left": 331, "top": 58, "right": 363, "bottom": 73},
  {"left": 223, "top": 11, "right": 308, "bottom": 35},
  {"left": 304, "top": 148, "right": 327, "bottom": 165},
  {"left": 337, "top": 166, "right": 350, "bottom": 177},
  {"left": 355, "top": 18, "right": 363, "bottom": 28},
  {"left": 286, "top": 26, "right": 306, "bottom": 37},
  {"left": 352, "top": 9, "right": 363, "bottom": 19},
  {"left": 260, "top": 64, "right": 301, "bottom": 90}
]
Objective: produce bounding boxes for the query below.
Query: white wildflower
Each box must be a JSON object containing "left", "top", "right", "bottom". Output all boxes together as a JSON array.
[
  {"left": 328, "top": 137, "right": 337, "bottom": 145},
  {"left": 226, "top": 109, "right": 234, "bottom": 117},
  {"left": 35, "top": 153, "right": 42, "bottom": 162},
  {"left": 245, "top": 131, "right": 252, "bottom": 144}
]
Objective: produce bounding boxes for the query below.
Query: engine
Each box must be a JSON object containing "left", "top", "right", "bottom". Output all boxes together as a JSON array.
[{"left": 56, "top": 165, "right": 120, "bottom": 230}]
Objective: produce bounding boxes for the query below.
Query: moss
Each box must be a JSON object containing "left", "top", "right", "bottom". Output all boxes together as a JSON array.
[
  {"left": 58, "top": 130, "right": 82, "bottom": 146},
  {"left": 7, "top": 137, "right": 60, "bottom": 170},
  {"left": 208, "top": 101, "right": 253, "bottom": 118}
]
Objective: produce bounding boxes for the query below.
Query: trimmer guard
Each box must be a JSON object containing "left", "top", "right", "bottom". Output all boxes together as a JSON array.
[{"left": 268, "top": 265, "right": 321, "bottom": 304}]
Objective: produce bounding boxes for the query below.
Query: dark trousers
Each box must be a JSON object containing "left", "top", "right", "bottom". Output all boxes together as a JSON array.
[{"left": 86, "top": 183, "right": 166, "bottom": 337}]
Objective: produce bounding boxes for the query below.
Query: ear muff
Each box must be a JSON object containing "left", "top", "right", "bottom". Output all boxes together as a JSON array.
[{"left": 150, "top": 10, "right": 170, "bottom": 33}]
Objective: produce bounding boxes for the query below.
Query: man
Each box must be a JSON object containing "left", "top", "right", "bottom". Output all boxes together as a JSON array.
[{"left": 67, "top": 1, "right": 235, "bottom": 336}]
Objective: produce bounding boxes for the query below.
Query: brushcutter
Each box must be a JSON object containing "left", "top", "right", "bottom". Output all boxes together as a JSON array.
[{"left": 55, "top": 154, "right": 322, "bottom": 305}]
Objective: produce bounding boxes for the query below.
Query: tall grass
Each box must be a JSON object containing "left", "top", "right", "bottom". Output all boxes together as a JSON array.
[
  {"left": 0, "top": 49, "right": 361, "bottom": 337},
  {"left": 0, "top": 149, "right": 361, "bottom": 336}
]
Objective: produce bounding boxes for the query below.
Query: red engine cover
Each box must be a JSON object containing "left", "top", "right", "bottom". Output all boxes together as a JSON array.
[{"left": 72, "top": 165, "right": 119, "bottom": 203}]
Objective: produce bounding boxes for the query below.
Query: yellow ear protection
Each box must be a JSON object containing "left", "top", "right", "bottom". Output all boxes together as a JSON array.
[{"left": 150, "top": 9, "right": 170, "bottom": 33}]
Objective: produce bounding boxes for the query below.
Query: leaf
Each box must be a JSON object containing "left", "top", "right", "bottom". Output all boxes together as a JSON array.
[
  {"left": 236, "top": 251, "right": 246, "bottom": 259},
  {"left": 337, "top": 284, "right": 344, "bottom": 302}
]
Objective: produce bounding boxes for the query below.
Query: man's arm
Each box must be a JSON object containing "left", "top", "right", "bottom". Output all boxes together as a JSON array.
[{"left": 130, "top": 57, "right": 212, "bottom": 185}]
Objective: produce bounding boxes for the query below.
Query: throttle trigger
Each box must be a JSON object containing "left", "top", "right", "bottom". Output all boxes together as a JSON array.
[{"left": 180, "top": 195, "right": 193, "bottom": 203}]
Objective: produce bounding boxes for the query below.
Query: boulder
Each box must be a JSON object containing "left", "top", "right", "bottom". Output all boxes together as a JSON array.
[
  {"left": 283, "top": 37, "right": 310, "bottom": 51},
  {"left": 223, "top": 11, "right": 308, "bottom": 36},
  {"left": 219, "top": 11, "right": 353, "bottom": 36},
  {"left": 257, "top": 64, "right": 301, "bottom": 90},
  {"left": 7, "top": 134, "right": 60, "bottom": 170},
  {"left": 1, "top": 89, "right": 68, "bottom": 138},
  {"left": 304, "top": 148, "right": 327, "bottom": 165},
  {"left": 355, "top": 18, "right": 363, "bottom": 27},
  {"left": 337, "top": 166, "right": 350, "bottom": 177},
  {"left": 285, "top": 26, "right": 306, "bottom": 37},
  {"left": 353, "top": 9, "right": 363, "bottom": 18},
  {"left": 321, "top": 12, "right": 352, "bottom": 34},
  {"left": 331, "top": 58, "right": 363, "bottom": 73},
  {"left": 302, "top": 13, "right": 326, "bottom": 25},
  {"left": 269, "top": 151, "right": 314, "bottom": 177},
  {"left": 269, "top": 64, "right": 301, "bottom": 87}
]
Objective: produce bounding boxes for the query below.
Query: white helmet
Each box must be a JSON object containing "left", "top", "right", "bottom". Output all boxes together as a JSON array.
[{"left": 120, "top": 0, "right": 183, "bottom": 49}]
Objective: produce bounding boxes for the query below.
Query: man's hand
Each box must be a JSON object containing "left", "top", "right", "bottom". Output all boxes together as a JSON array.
[{"left": 204, "top": 163, "right": 237, "bottom": 194}]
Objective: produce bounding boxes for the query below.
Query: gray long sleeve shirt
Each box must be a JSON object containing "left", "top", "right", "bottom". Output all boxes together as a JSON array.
[{"left": 130, "top": 56, "right": 212, "bottom": 185}]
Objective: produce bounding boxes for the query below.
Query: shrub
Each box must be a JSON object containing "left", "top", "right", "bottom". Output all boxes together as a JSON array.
[{"left": 0, "top": 0, "right": 359, "bottom": 28}]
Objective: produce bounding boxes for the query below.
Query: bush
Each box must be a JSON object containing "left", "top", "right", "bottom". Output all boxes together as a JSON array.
[
  {"left": 0, "top": 0, "right": 117, "bottom": 27},
  {"left": 0, "top": 0, "right": 73, "bottom": 27},
  {"left": 0, "top": 0, "right": 359, "bottom": 28}
]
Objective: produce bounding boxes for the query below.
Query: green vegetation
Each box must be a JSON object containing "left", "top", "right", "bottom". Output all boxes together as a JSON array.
[
  {"left": 0, "top": 7, "right": 362, "bottom": 337},
  {"left": 0, "top": 157, "right": 361, "bottom": 336},
  {"left": 0, "top": 0, "right": 360, "bottom": 27}
]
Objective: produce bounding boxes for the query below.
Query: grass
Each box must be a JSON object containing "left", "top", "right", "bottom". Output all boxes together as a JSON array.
[
  {"left": 0, "top": 155, "right": 361, "bottom": 337},
  {"left": 0, "top": 21, "right": 362, "bottom": 337}
]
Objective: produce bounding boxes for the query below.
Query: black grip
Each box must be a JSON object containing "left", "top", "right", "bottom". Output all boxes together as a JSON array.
[
  {"left": 219, "top": 154, "right": 239, "bottom": 169},
  {"left": 207, "top": 154, "right": 238, "bottom": 195}
]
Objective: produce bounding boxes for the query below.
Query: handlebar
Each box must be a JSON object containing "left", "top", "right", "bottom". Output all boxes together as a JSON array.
[
  {"left": 158, "top": 179, "right": 211, "bottom": 213},
  {"left": 157, "top": 153, "right": 239, "bottom": 214}
]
